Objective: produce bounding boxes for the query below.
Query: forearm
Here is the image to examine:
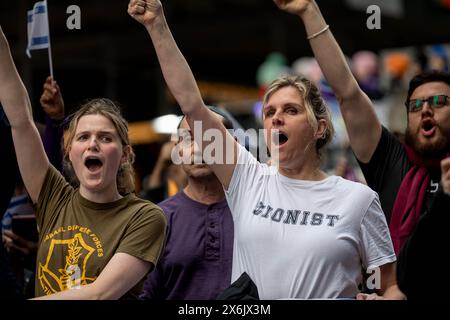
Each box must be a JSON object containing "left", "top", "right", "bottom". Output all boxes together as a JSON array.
[
  {"left": 298, "top": 3, "right": 359, "bottom": 101},
  {"left": 33, "top": 284, "right": 101, "bottom": 300},
  {"left": 1, "top": 27, "right": 49, "bottom": 203},
  {"left": 145, "top": 14, "right": 205, "bottom": 116},
  {"left": 0, "top": 28, "right": 34, "bottom": 128},
  {"left": 296, "top": 2, "right": 381, "bottom": 161},
  {"left": 381, "top": 284, "right": 406, "bottom": 300},
  {"left": 378, "top": 262, "right": 406, "bottom": 300}
]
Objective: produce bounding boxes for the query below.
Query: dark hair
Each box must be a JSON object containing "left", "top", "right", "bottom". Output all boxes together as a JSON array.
[
  {"left": 177, "top": 105, "right": 242, "bottom": 131},
  {"left": 405, "top": 71, "right": 450, "bottom": 108}
]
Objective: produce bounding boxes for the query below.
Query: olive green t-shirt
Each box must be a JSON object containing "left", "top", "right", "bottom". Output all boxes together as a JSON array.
[{"left": 34, "top": 165, "right": 166, "bottom": 299}]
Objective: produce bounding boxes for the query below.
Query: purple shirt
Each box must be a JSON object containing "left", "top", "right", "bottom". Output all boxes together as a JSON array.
[
  {"left": 43, "top": 115, "right": 63, "bottom": 172},
  {"left": 140, "top": 191, "right": 234, "bottom": 300}
]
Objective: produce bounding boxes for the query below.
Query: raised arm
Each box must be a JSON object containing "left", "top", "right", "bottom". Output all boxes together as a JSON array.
[
  {"left": 274, "top": 0, "right": 381, "bottom": 163},
  {"left": 128, "top": 0, "right": 237, "bottom": 188},
  {"left": 40, "top": 76, "right": 65, "bottom": 172},
  {"left": 0, "top": 27, "right": 49, "bottom": 203}
]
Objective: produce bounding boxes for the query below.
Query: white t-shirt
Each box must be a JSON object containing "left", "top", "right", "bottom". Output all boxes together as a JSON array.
[{"left": 225, "top": 145, "right": 396, "bottom": 300}]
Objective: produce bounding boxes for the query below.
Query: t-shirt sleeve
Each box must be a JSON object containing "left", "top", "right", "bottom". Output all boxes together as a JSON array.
[
  {"left": 116, "top": 205, "right": 166, "bottom": 266},
  {"left": 359, "top": 194, "right": 396, "bottom": 270},
  {"left": 358, "top": 126, "right": 405, "bottom": 194},
  {"left": 35, "top": 164, "right": 73, "bottom": 232},
  {"left": 225, "top": 144, "right": 265, "bottom": 220}
]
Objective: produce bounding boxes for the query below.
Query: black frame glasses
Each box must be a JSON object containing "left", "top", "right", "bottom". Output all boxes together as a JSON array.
[{"left": 405, "top": 94, "right": 450, "bottom": 113}]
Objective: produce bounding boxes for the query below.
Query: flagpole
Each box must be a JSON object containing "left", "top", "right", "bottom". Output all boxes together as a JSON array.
[{"left": 44, "top": 0, "right": 54, "bottom": 79}]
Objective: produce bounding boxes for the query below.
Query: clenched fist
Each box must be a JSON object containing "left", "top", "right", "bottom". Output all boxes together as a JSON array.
[
  {"left": 128, "top": 0, "right": 163, "bottom": 26},
  {"left": 273, "top": 0, "right": 315, "bottom": 16}
]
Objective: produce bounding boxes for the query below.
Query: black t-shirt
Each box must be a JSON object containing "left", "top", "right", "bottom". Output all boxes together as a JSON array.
[
  {"left": 358, "top": 126, "right": 440, "bottom": 223},
  {"left": 358, "top": 126, "right": 447, "bottom": 299}
]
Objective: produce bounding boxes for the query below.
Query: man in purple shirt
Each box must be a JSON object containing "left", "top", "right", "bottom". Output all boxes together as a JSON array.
[{"left": 140, "top": 107, "right": 240, "bottom": 300}]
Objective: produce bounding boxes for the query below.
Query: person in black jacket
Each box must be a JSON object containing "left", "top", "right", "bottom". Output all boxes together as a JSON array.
[{"left": 397, "top": 158, "right": 450, "bottom": 299}]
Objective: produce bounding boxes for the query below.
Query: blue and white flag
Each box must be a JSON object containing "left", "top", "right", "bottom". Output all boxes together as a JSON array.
[{"left": 26, "top": 1, "right": 50, "bottom": 58}]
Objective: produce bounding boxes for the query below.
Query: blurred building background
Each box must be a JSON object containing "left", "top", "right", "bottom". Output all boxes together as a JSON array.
[{"left": 1, "top": 0, "right": 450, "bottom": 188}]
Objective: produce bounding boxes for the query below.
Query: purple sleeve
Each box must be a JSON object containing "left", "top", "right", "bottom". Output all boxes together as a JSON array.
[
  {"left": 43, "top": 115, "right": 64, "bottom": 173},
  {"left": 139, "top": 260, "right": 165, "bottom": 300}
]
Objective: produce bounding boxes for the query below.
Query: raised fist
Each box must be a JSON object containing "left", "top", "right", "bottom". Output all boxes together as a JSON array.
[
  {"left": 128, "top": 0, "right": 163, "bottom": 26},
  {"left": 273, "top": 0, "right": 314, "bottom": 16}
]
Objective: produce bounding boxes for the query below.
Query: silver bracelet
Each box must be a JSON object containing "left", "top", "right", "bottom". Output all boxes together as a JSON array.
[{"left": 307, "top": 25, "right": 330, "bottom": 40}]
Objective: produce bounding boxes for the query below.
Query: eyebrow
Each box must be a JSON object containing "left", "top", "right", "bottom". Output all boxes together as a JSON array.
[{"left": 75, "top": 130, "right": 116, "bottom": 136}]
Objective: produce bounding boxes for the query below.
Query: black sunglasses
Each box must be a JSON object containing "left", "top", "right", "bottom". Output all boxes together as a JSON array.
[{"left": 405, "top": 94, "right": 450, "bottom": 113}]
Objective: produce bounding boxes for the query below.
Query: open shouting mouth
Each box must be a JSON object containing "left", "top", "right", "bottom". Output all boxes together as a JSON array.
[
  {"left": 420, "top": 118, "right": 437, "bottom": 137},
  {"left": 84, "top": 156, "right": 103, "bottom": 173},
  {"left": 272, "top": 131, "right": 289, "bottom": 147}
]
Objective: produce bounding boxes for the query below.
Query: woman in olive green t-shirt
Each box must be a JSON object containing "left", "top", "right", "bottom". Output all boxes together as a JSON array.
[{"left": 0, "top": 26, "right": 166, "bottom": 299}]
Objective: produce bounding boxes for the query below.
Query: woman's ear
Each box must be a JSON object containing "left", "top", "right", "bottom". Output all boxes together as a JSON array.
[
  {"left": 121, "top": 145, "right": 131, "bottom": 164},
  {"left": 316, "top": 119, "right": 327, "bottom": 139}
]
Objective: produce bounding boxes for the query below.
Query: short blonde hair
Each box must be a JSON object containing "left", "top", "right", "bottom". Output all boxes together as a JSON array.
[
  {"left": 262, "top": 75, "right": 335, "bottom": 154},
  {"left": 63, "top": 98, "right": 135, "bottom": 195}
]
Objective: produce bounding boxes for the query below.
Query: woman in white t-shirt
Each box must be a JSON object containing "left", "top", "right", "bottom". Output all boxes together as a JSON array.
[{"left": 129, "top": 0, "right": 405, "bottom": 299}]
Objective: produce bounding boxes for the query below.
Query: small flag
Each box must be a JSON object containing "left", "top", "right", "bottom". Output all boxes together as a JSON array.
[{"left": 26, "top": 1, "right": 50, "bottom": 58}]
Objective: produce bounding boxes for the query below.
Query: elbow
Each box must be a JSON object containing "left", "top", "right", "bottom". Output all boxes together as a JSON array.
[
  {"left": 175, "top": 91, "right": 205, "bottom": 116},
  {"left": 333, "top": 80, "right": 363, "bottom": 105},
  {"left": 333, "top": 78, "right": 364, "bottom": 105}
]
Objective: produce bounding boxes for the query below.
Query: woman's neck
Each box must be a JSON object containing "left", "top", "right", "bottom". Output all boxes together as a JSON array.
[
  {"left": 79, "top": 186, "right": 122, "bottom": 203},
  {"left": 278, "top": 155, "right": 328, "bottom": 181}
]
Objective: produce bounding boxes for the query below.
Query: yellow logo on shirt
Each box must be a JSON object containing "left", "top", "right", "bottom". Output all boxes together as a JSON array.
[{"left": 38, "top": 233, "right": 97, "bottom": 295}]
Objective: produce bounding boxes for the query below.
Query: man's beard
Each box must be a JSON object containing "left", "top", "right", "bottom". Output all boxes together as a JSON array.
[{"left": 404, "top": 125, "right": 450, "bottom": 158}]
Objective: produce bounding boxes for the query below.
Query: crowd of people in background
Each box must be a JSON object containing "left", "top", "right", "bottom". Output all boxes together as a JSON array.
[{"left": 1, "top": 0, "right": 449, "bottom": 300}]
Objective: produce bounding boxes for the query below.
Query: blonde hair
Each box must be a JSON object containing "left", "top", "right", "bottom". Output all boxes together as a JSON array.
[
  {"left": 262, "top": 75, "right": 335, "bottom": 154},
  {"left": 63, "top": 98, "right": 136, "bottom": 195}
]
